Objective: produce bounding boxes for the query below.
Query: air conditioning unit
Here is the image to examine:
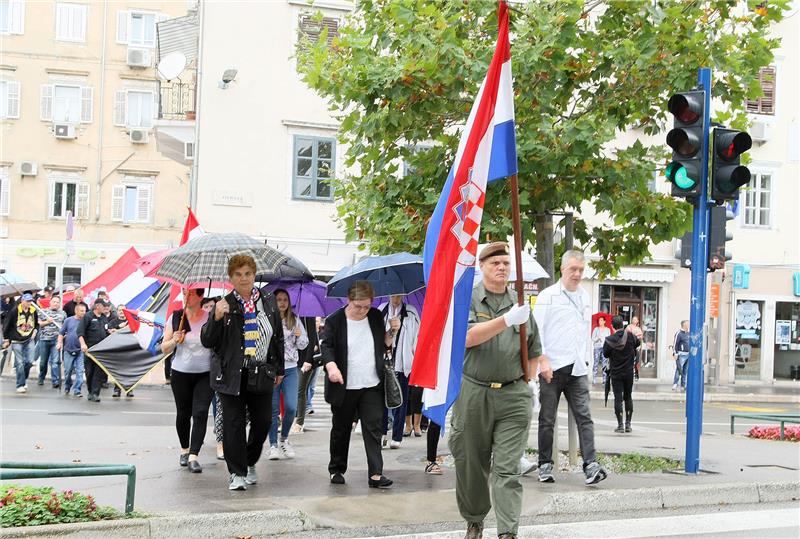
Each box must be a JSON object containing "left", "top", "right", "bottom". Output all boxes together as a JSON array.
[
  {"left": 129, "top": 128, "right": 149, "bottom": 144},
  {"left": 750, "top": 120, "right": 770, "bottom": 143},
  {"left": 184, "top": 141, "right": 195, "bottom": 160},
  {"left": 54, "top": 124, "right": 76, "bottom": 139},
  {"left": 127, "top": 47, "right": 151, "bottom": 68},
  {"left": 20, "top": 161, "right": 38, "bottom": 176}
]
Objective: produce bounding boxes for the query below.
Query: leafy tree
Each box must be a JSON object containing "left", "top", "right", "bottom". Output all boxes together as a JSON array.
[{"left": 298, "top": 0, "right": 788, "bottom": 277}]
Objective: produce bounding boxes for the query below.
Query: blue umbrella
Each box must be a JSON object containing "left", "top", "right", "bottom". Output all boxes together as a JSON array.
[
  {"left": 327, "top": 253, "right": 425, "bottom": 299},
  {"left": 262, "top": 280, "right": 346, "bottom": 317}
]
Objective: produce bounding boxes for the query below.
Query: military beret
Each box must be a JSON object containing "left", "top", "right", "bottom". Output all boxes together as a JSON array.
[{"left": 478, "top": 242, "right": 510, "bottom": 262}]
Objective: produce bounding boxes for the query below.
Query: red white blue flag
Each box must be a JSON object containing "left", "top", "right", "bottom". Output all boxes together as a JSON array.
[
  {"left": 123, "top": 309, "right": 166, "bottom": 356},
  {"left": 409, "top": 2, "right": 517, "bottom": 428}
]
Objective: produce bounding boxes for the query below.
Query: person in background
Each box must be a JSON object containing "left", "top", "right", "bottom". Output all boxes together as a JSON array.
[
  {"left": 58, "top": 303, "right": 87, "bottom": 397},
  {"left": 78, "top": 299, "right": 110, "bottom": 402},
  {"left": 37, "top": 286, "right": 54, "bottom": 309},
  {"left": 377, "top": 294, "right": 420, "bottom": 449},
  {"left": 322, "top": 281, "right": 394, "bottom": 488},
  {"left": 405, "top": 386, "right": 424, "bottom": 437},
  {"left": 63, "top": 288, "right": 88, "bottom": 318},
  {"left": 603, "top": 315, "right": 640, "bottom": 433},
  {"left": 162, "top": 288, "right": 213, "bottom": 474},
  {"left": 201, "top": 255, "right": 285, "bottom": 491},
  {"left": 267, "top": 289, "right": 308, "bottom": 460},
  {"left": 2, "top": 292, "right": 39, "bottom": 393},
  {"left": 591, "top": 316, "right": 611, "bottom": 385},
  {"left": 200, "top": 297, "right": 226, "bottom": 461},
  {"left": 36, "top": 295, "right": 66, "bottom": 388},
  {"left": 672, "top": 320, "right": 690, "bottom": 391},
  {"left": 293, "top": 316, "right": 320, "bottom": 434},
  {"left": 424, "top": 419, "right": 444, "bottom": 475},
  {"left": 626, "top": 316, "right": 644, "bottom": 381}
]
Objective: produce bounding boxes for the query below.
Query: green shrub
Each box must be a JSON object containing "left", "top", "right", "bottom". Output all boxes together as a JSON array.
[{"left": 0, "top": 484, "right": 134, "bottom": 528}]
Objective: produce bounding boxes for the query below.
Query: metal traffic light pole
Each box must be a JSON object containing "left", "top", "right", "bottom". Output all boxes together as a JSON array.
[{"left": 685, "top": 67, "right": 712, "bottom": 474}]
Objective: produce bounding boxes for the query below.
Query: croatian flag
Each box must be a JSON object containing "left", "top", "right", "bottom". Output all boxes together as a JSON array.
[
  {"left": 166, "top": 208, "right": 205, "bottom": 317},
  {"left": 409, "top": 1, "right": 517, "bottom": 429},
  {"left": 123, "top": 309, "right": 166, "bottom": 356}
]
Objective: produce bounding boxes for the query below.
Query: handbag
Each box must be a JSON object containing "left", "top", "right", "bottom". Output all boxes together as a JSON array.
[
  {"left": 383, "top": 352, "right": 403, "bottom": 410},
  {"left": 246, "top": 363, "right": 277, "bottom": 395}
]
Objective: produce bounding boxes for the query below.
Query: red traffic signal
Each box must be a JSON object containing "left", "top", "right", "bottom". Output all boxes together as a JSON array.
[{"left": 711, "top": 128, "right": 752, "bottom": 203}]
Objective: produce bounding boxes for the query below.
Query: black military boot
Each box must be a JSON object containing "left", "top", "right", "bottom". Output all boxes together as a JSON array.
[
  {"left": 625, "top": 409, "right": 633, "bottom": 432},
  {"left": 614, "top": 412, "right": 624, "bottom": 433}
]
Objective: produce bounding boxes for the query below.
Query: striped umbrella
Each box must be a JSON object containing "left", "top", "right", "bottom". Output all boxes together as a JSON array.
[{"left": 155, "top": 233, "right": 287, "bottom": 286}]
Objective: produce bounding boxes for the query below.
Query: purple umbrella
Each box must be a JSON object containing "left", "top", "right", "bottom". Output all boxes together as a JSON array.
[
  {"left": 372, "top": 288, "right": 426, "bottom": 314},
  {"left": 262, "top": 280, "right": 346, "bottom": 317}
]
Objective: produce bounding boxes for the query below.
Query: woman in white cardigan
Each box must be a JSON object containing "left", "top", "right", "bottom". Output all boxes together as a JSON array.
[{"left": 377, "top": 295, "right": 420, "bottom": 449}]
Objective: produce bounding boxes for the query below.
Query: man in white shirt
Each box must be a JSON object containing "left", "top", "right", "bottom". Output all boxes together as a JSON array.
[{"left": 533, "top": 250, "right": 607, "bottom": 486}]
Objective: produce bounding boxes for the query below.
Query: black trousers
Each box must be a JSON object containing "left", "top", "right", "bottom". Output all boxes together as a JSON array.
[
  {"left": 84, "top": 354, "right": 107, "bottom": 396},
  {"left": 329, "top": 385, "right": 384, "bottom": 477},
  {"left": 406, "top": 385, "right": 423, "bottom": 415},
  {"left": 426, "top": 420, "right": 442, "bottom": 462},
  {"left": 611, "top": 373, "right": 634, "bottom": 419},
  {"left": 218, "top": 369, "right": 273, "bottom": 477},
  {"left": 170, "top": 370, "right": 213, "bottom": 455}
]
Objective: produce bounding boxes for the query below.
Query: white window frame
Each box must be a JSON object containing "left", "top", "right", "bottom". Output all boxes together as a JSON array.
[
  {"left": 55, "top": 2, "right": 87, "bottom": 43},
  {"left": 0, "top": 166, "right": 10, "bottom": 216},
  {"left": 48, "top": 175, "right": 89, "bottom": 220},
  {"left": 740, "top": 168, "right": 775, "bottom": 229},
  {"left": 116, "top": 9, "right": 163, "bottom": 48},
  {"left": 291, "top": 134, "right": 336, "bottom": 202},
  {"left": 44, "top": 263, "right": 84, "bottom": 289},
  {"left": 111, "top": 178, "right": 153, "bottom": 224},
  {"left": 40, "top": 83, "right": 92, "bottom": 123},
  {"left": 0, "top": 0, "right": 25, "bottom": 36},
  {"left": 116, "top": 89, "right": 154, "bottom": 128},
  {"left": 0, "top": 79, "right": 20, "bottom": 119}
]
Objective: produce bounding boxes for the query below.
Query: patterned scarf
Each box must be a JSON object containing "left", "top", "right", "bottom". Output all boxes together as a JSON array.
[{"left": 234, "top": 287, "right": 261, "bottom": 358}]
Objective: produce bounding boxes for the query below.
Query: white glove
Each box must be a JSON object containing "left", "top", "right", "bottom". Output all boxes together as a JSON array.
[{"left": 503, "top": 303, "right": 530, "bottom": 327}]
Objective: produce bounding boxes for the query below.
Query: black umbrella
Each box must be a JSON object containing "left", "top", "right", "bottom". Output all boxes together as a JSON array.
[
  {"left": 255, "top": 251, "right": 314, "bottom": 283},
  {"left": 604, "top": 374, "right": 611, "bottom": 407}
]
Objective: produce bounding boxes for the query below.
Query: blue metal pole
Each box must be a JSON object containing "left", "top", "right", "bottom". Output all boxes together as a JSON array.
[{"left": 685, "top": 67, "right": 712, "bottom": 474}]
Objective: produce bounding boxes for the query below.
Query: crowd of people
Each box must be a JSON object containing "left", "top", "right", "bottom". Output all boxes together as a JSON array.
[{"left": 2, "top": 247, "right": 696, "bottom": 539}]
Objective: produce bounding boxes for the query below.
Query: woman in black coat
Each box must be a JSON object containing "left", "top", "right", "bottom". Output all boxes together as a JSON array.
[
  {"left": 603, "top": 315, "right": 640, "bottom": 433},
  {"left": 322, "top": 280, "right": 394, "bottom": 488},
  {"left": 201, "top": 255, "right": 284, "bottom": 491}
]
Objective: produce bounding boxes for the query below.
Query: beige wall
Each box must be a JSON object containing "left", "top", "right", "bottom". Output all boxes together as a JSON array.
[{"left": 1, "top": 0, "right": 192, "bottom": 283}]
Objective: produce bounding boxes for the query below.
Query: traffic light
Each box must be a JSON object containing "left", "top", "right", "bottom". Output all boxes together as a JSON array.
[
  {"left": 675, "top": 230, "right": 693, "bottom": 268},
  {"left": 666, "top": 91, "right": 705, "bottom": 199},
  {"left": 711, "top": 128, "right": 752, "bottom": 204},
  {"left": 708, "top": 205, "right": 734, "bottom": 271}
]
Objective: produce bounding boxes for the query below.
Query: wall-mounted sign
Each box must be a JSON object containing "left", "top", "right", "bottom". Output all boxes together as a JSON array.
[
  {"left": 212, "top": 190, "right": 253, "bottom": 207},
  {"left": 709, "top": 282, "right": 720, "bottom": 318},
  {"left": 775, "top": 320, "right": 792, "bottom": 345},
  {"left": 17, "top": 247, "right": 100, "bottom": 260}
]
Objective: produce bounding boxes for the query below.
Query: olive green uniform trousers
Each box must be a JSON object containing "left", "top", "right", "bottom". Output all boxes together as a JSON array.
[{"left": 449, "top": 377, "right": 532, "bottom": 535}]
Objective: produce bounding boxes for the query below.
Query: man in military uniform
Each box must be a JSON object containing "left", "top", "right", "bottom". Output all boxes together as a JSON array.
[{"left": 449, "top": 242, "right": 543, "bottom": 539}]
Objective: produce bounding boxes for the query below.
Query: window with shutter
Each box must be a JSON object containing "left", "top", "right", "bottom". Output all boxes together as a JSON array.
[
  {"left": 40, "top": 84, "right": 53, "bottom": 121},
  {"left": 0, "top": 167, "right": 10, "bottom": 216},
  {"left": 111, "top": 185, "right": 124, "bottom": 221},
  {"left": 116, "top": 10, "right": 128, "bottom": 43},
  {"left": 80, "top": 86, "right": 92, "bottom": 123},
  {"left": 56, "top": 3, "right": 87, "bottom": 42},
  {"left": 745, "top": 66, "right": 775, "bottom": 116},
  {"left": 53, "top": 85, "right": 81, "bottom": 123},
  {"left": 50, "top": 179, "right": 78, "bottom": 219},
  {"left": 1, "top": 0, "right": 24, "bottom": 35},
  {"left": 75, "top": 182, "right": 89, "bottom": 219},
  {"left": 298, "top": 14, "right": 339, "bottom": 50},
  {"left": 113, "top": 89, "right": 126, "bottom": 126},
  {"left": 136, "top": 184, "right": 152, "bottom": 223},
  {"left": 129, "top": 11, "right": 156, "bottom": 47},
  {"left": 6, "top": 81, "right": 19, "bottom": 118},
  {"left": 292, "top": 135, "right": 336, "bottom": 201}
]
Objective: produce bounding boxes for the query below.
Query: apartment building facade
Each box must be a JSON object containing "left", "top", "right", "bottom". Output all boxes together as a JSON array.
[{"left": 0, "top": 0, "right": 193, "bottom": 287}]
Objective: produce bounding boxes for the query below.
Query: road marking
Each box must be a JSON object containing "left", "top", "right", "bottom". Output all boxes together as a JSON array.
[
  {"left": 725, "top": 404, "right": 790, "bottom": 413},
  {"left": 374, "top": 508, "right": 799, "bottom": 538}
]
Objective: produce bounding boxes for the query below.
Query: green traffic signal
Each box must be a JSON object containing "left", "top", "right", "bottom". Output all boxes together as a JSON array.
[
  {"left": 666, "top": 161, "right": 699, "bottom": 190},
  {"left": 666, "top": 90, "right": 705, "bottom": 199}
]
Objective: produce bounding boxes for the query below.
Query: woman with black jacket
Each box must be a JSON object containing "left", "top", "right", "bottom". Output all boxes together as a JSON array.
[
  {"left": 201, "top": 255, "right": 284, "bottom": 491},
  {"left": 603, "top": 315, "right": 641, "bottom": 433},
  {"left": 322, "top": 281, "right": 394, "bottom": 488}
]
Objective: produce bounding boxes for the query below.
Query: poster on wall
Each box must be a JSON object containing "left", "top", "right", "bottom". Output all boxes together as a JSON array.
[
  {"left": 775, "top": 320, "right": 792, "bottom": 345},
  {"left": 735, "top": 300, "right": 761, "bottom": 339}
]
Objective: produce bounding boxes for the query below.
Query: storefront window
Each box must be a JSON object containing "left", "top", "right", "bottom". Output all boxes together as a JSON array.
[
  {"left": 734, "top": 300, "right": 763, "bottom": 380},
  {"left": 641, "top": 287, "right": 659, "bottom": 374},
  {"left": 774, "top": 302, "right": 800, "bottom": 381},
  {"left": 599, "top": 284, "right": 611, "bottom": 314}
]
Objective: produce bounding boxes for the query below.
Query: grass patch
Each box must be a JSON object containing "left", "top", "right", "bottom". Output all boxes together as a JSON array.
[
  {"left": 525, "top": 448, "right": 683, "bottom": 473},
  {"left": 0, "top": 484, "right": 147, "bottom": 528}
]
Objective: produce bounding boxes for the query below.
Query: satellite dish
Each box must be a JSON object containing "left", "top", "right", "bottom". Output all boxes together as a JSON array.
[{"left": 156, "top": 52, "right": 187, "bottom": 81}]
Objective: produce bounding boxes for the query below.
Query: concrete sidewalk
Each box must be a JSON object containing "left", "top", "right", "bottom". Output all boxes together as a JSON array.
[{"left": 588, "top": 379, "right": 800, "bottom": 403}]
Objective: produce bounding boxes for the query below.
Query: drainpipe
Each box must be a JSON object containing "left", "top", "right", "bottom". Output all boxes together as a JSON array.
[
  {"left": 94, "top": 0, "right": 109, "bottom": 222},
  {"left": 189, "top": 0, "right": 205, "bottom": 211}
]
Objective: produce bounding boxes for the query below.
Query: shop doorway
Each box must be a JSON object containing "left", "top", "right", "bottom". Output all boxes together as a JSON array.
[{"left": 599, "top": 285, "right": 660, "bottom": 378}]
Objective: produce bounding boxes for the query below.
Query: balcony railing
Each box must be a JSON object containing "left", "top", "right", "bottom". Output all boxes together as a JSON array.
[{"left": 158, "top": 79, "right": 196, "bottom": 121}]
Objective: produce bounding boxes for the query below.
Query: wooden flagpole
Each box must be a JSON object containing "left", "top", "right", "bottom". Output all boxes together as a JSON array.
[{"left": 509, "top": 173, "right": 529, "bottom": 382}]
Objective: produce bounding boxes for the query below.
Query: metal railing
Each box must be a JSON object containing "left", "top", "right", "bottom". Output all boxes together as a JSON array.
[
  {"left": 0, "top": 461, "right": 137, "bottom": 513},
  {"left": 158, "top": 79, "right": 196, "bottom": 121}
]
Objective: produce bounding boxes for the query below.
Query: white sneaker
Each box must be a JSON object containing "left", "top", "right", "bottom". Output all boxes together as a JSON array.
[
  {"left": 519, "top": 455, "right": 537, "bottom": 475},
  {"left": 16, "top": 386, "right": 26, "bottom": 394},
  {"left": 355, "top": 423, "right": 362, "bottom": 435},
  {"left": 389, "top": 440, "right": 401, "bottom": 449},
  {"left": 267, "top": 445, "right": 281, "bottom": 460},
  {"left": 279, "top": 440, "right": 295, "bottom": 459},
  {"left": 290, "top": 422, "right": 304, "bottom": 434},
  {"left": 244, "top": 466, "right": 258, "bottom": 485},
  {"left": 672, "top": 383, "right": 678, "bottom": 391},
  {"left": 229, "top": 474, "right": 247, "bottom": 490}
]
